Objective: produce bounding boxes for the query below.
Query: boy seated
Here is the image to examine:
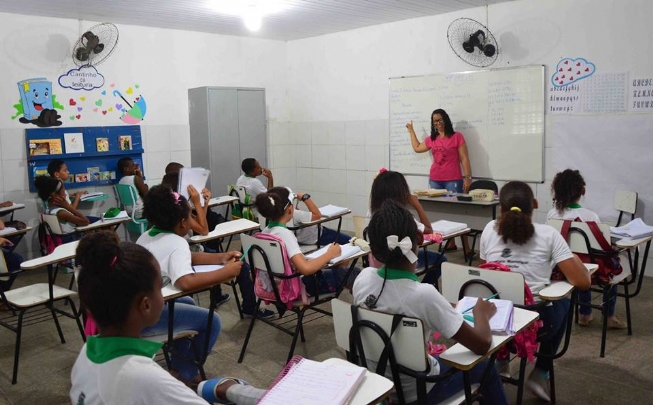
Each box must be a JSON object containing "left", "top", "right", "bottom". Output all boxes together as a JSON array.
[
  {"left": 235, "top": 158, "right": 273, "bottom": 201},
  {"left": 117, "top": 157, "right": 148, "bottom": 219}
]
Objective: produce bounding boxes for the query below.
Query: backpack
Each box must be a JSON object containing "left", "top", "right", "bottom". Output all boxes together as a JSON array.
[
  {"left": 479, "top": 262, "right": 543, "bottom": 362},
  {"left": 228, "top": 185, "right": 256, "bottom": 221},
  {"left": 250, "top": 232, "right": 309, "bottom": 310},
  {"left": 554, "top": 219, "right": 623, "bottom": 285},
  {"left": 37, "top": 216, "right": 62, "bottom": 256}
]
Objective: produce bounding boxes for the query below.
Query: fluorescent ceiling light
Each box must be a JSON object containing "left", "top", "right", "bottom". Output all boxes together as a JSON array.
[{"left": 207, "top": 0, "right": 290, "bottom": 31}]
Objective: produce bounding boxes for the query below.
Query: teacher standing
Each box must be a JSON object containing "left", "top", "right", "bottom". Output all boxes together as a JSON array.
[{"left": 406, "top": 109, "right": 472, "bottom": 193}]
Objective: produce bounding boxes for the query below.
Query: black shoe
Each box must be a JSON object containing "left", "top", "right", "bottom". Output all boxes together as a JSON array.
[
  {"left": 243, "top": 308, "right": 275, "bottom": 319},
  {"left": 215, "top": 294, "right": 231, "bottom": 307}
]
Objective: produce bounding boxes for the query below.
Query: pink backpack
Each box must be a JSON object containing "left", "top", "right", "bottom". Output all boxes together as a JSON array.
[{"left": 251, "top": 233, "right": 309, "bottom": 309}]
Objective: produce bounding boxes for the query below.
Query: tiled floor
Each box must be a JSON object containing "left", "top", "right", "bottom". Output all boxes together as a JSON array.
[{"left": 0, "top": 250, "right": 652, "bottom": 404}]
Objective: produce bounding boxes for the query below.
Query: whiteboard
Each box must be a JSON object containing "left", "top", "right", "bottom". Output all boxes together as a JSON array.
[{"left": 389, "top": 65, "right": 545, "bottom": 182}]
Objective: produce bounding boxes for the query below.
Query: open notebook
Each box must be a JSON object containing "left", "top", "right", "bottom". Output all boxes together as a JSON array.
[
  {"left": 319, "top": 205, "right": 349, "bottom": 218},
  {"left": 456, "top": 296, "right": 515, "bottom": 335},
  {"left": 430, "top": 220, "right": 468, "bottom": 236},
  {"left": 305, "top": 243, "right": 362, "bottom": 265},
  {"left": 80, "top": 192, "right": 105, "bottom": 201},
  {"left": 258, "top": 355, "right": 366, "bottom": 405}
]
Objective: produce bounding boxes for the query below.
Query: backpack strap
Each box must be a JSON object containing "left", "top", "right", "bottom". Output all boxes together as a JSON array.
[
  {"left": 560, "top": 219, "right": 572, "bottom": 241},
  {"left": 586, "top": 221, "right": 613, "bottom": 251}
]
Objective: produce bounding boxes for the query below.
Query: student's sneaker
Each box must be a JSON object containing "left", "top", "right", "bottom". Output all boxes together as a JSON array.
[
  {"left": 243, "top": 308, "right": 275, "bottom": 320},
  {"left": 215, "top": 294, "right": 231, "bottom": 308},
  {"left": 198, "top": 377, "right": 250, "bottom": 404},
  {"left": 578, "top": 313, "right": 593, "bottom": 326},
  {"left": 526, "top": 368, "right": 551, "bottom": 402},
  {"left": 607, "top": 316, "right": 628, "bottom": 329}
]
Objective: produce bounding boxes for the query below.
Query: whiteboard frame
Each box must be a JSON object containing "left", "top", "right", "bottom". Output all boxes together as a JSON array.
[{"left": 388, "top": 65, "right": 546, "bottom": 183}]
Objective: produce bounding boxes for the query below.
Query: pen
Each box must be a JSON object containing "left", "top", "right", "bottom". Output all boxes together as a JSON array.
[
  {"left": 461, "top": 292, "right": 500, "bottom": 314},
  {"left": 239, "top": 246, "right": 252, "bottom": 262}
]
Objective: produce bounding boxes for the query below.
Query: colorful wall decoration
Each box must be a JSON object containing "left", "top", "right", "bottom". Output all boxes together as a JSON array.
[
  {"left": 551, "top": 57, "right": 596, "bottom": 88},
  {"left": 13, "top": 78, "right": 64, "bottom": 127}
]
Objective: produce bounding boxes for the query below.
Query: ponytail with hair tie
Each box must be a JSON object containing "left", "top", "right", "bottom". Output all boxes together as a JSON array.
[{"left": 510, "top": 206, "right": 522, "bottom": 212}]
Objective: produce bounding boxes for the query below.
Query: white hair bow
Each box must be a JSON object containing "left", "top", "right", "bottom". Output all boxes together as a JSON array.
[{"left": 386, "top": 235, "right": 417, "bottom": 264}]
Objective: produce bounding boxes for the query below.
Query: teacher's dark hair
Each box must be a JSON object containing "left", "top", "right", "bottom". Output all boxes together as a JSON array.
[
  {"left": 496, "top": 181, "right": 535, "bottom": 245},
  {"left": 431, "top": 109, "right": 455, "bottom": 140},
  {"left": 551, "top": 169, "right": 586, "bottom": 214},
  {"left": 370, "top": 171, "right": 411, "bottom": 213}
]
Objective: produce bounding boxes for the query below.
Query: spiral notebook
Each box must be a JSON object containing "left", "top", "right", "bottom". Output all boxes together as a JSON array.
[
  {"left": 258, "top": 355, "right": 366, "bottom": 405},
  {"left": 456, "top": 296, "right": 515, "bottom": 336}
]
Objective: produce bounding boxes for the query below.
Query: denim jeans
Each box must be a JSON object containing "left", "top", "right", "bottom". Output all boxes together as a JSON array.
[
  {"left": 419, "top": 250, "right": 447, "bottom": 286},
  {"left": 535, "top": 298, "right": 570, "bottom": 372},
  {"left": 408, "top": 358, "right": 509, "bottom": 405},
  {"left": 429, "top": 179, "right": 463, "bottom": 193},
  {"left": 141, "top": 296, "right": 221, "bottom": 381},
  {"left": 302, "top": 266, "right": 360, "bottom": 296},
  {"left": 579, "top": 286, "right": 617, "bottom": 317},
  {"left": 318, "top": 227, "right": 352, "bottom": 245}
]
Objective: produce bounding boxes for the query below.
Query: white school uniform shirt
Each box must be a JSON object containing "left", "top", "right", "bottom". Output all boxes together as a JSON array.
[
  {"left": 136, "top": 230, "right": 193, "bottom": 287},
  {"left": 235, "top": 175, "right": 267, "bottom": 201},
  {"left": 353, "top": 267, "right": 463, "bottom": 404},
  {"left": 119, "top": 175, "right": 144, "bottom": 219},
  {"left": 479, "top": 220, "right": 574, "bottom": 294},
  {"left": 262, "top": 225, "right": 304, "bottom": 259},
  {"left": 546, "top": 207, "right": 601, "bottom": 223},
  {"left": 46, "top": 207, "right": 77, "bottom": 234},
  {"left": 289, "top": 209, "right": 319, "bottom": 245},
  {"left": 70, "top": 336, "right": 208, "bottom": 405}
]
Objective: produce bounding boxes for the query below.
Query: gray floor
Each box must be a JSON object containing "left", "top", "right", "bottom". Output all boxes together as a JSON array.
[{"left": 0, "top": 250, "right": 652, "bottom": 404}]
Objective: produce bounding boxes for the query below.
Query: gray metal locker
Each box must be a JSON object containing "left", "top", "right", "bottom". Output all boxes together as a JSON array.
[{"left": 188, "top": 87, "right": 267, "bottom": 197}]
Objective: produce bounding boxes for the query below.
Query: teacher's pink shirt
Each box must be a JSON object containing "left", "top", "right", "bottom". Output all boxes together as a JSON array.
[{"left": 424, "top": 132, "right": 465, "bottom": 182}]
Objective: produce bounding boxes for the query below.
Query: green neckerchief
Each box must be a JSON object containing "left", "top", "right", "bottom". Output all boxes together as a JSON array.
[
  {"left": 148, "top": 226, "right": 175, "bottom": 237},
  {"left": 376, "top": 266, "right": 419, "bottom": 282},
  {"left": 268, "top": 221, "right": 287, "bottom": 229},
  {"left": 85, "top": 335, "right": 162, "bottom": 364},
  {"left": 244, "top": 174, "right": 255, "bottom": 178},
  {"left": 567, "top": 203, "right": 582, "bottom": 209}
]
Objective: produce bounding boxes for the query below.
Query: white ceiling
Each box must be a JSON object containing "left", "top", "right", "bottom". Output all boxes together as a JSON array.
[{"left": 2, "top": 0, "right": 516, "bottom": 41}]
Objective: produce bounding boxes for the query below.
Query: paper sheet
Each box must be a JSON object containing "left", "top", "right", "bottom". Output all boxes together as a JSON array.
[
  {"left": 305, "top": 244, "right": 362, "bottom": 264},
  {"left": 319, "top": 205, "right": 349, "bottom": 218},
  {"left": 178, "top": 167, "right": 210, "bottom": 207}
]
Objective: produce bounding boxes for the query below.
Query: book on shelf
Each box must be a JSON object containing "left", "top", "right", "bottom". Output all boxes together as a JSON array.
[
  {"left": 319, "top": 204, "right": 349, "bottom": 218},
  {"left": 258, "top": 355, "right": 366, "bottom": 405},
  {"left": 96, "top": 138, "right": 109, "bottom": 152},
  {"left": 305, "top": 243, "right": 362, "bottom": 265},
  {"left": 119, "top": 135, "right": 132, "bottom": 151},
  {"left": 456, "top": 296, "right": 515, "bottom": 335},
  {"left": 430, "top": 220, "right": 468, "bottom": 235}
]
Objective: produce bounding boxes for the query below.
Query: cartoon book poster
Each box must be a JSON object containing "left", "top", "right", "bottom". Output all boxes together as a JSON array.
[
  {"left": 64, "top": 133, "right": 85, "bottom": 154},
  {"left": 88, "top": 167, "right": 100, "bottom": 182},
  {"left": 119, "top": 135, "right": 132, "bottom": 151},
  {"left": 100, "top": 171, "right": 116, "bottom": 180},
  {"left": 96, "top": 138, "right": 109, "bottom": 152},
  {"left": 15, "top": 78, "right": 63, "bottom": 127}
]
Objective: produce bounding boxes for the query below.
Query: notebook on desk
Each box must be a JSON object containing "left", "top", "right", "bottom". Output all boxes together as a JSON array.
[
  {"left": 430, "top": 220, "right": 468, "bottom": 236},
  {"left": 611, "top": 218, "right": 653, "bottom": 239},
  {"left": 319, "top": 205, "right": 349, "bottom": 218},
  {"left": 80, "top": 192, "right": 104, "bottom": 201},
  {"left": 258, "top": 355, "right": 366, "bottom": 405},
  {"left": 456, "top": 296, "right": 515, "bottom": 335},
  {"left": 305, "top": 244, "right": 362, "bottom": 265}
]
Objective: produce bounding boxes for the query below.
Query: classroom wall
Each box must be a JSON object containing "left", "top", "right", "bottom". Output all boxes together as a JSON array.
[
  {"left": 0, "top": 12, "right": 288, "bottom": 258},
  {"left": 282, "top": 0, "right": 653, "bottom": 244}
]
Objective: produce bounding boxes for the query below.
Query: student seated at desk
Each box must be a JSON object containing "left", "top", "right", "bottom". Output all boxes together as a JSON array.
[
  {"left": 0, "top": 201, "right": 12, "bottom": 209},
  {"left": 236, "top": 158, "right": 273, "bottom": 201},
  {"left": 255, "top": 187, "right": 359, "bottom": 296},
  {"left": 286, "top": 187, "right": 351, "bottom": 246},
  {"left": 0, "top": 235, "right": 21, "bottom": 295},
  {"left": 118, "top": 157, "right": 148, "bottom": 219},
  {"left": 370, "top": 170, "right": 446, "bottom": 285},
  {"left": 48, "top": 159, "right": 87, "bottom": 210},
  {"left": 353, "top": 200, "right": 508, "bottom": 405},
  {"left": 34, "top": 176, "right": 92, "bottom": 243},
  {"left": 480, "top": 181, "right": 590, "bottom": 401},
  {"left": 547, "top": 169, "right": 626, "bottom": 330},
  {"left": 70, "top": 232, "right": 267, "bottom": 405}
]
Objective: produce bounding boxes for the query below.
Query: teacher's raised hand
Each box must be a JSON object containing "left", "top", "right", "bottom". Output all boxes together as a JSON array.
[
  {"left": 407, "top": 120, "right": 428, "bottom": 153},
  {"left": 406, "top": 120, "right": 414, "bottom": 132}
]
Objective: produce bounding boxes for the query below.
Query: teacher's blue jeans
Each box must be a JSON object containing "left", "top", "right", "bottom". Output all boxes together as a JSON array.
[
  {"left": 409, "top": 358, "right": 509, "bottom": 405},
  {"left": 141, "top": 296, "right": 221, "bottom": 381},
  {"left": 429, "top": 179, "right": 463, "bottom": 193}
]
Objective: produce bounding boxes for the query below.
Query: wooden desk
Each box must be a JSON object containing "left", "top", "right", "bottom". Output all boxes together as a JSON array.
[
  {"left": 322, "top": 358, "right": 393, "bottom": 405},
  {"left": 439, "top": 307, "right": 539, "bottom": 404},
  {"left": 0, "top": 203, "right": 25, "bottom": 221},
  {"left": 288, "top": 209, "right": 352, "bottom": 248},
  {"left": 418, "top": 195, "right": 498, "bottom": 230},
  {"left": 189, "top": 218, "right": 260, "bottom": 251},
  {"left": 77, "top": 216, "right": 130, "bottom": 233}
]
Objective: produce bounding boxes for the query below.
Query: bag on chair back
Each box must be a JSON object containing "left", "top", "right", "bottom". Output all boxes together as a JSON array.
[{"left": 250, "top": 232, "right": 309, "bottom": 309}]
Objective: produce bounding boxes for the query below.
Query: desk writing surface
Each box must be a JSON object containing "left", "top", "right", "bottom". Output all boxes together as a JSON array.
[
  {"left": 420, "top": 228, "right": 470, "bottom": 248},
  {"left": 79, "top": 193, "right": 109, "bottom": 202},
  {"left": 189, "top": 218, "right": 260, "bottom": 243},
  {"left": 439, "top": 307, "right": 539, "bottom": 370},
  {"left": 207, "top": 195, "right": 238, "bottom": 208},
  {"left": 21, "top": 241, "right": 80, "bottom": 270},
  {"left": 77, "top": 216, "right": 130, "bottom": 232},
  {"left": 613, "top": 234, "right": 653, "bottom": 248},
  {"left": 322, "top": 358, "right": 393, "bottom": 405},
  {"left": 0, "top": 227, "right": 32, "bottom": 238},
  {"left": 301, "top": 209, "right": 352, "bottom": 227},
  {"left": 0, "top": 203, "right": 25, "bottom": 214}
]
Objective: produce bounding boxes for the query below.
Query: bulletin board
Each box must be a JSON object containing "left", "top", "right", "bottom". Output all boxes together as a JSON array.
[{"left": 26, "top": 125, "right": 144, "bottom": 192}]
